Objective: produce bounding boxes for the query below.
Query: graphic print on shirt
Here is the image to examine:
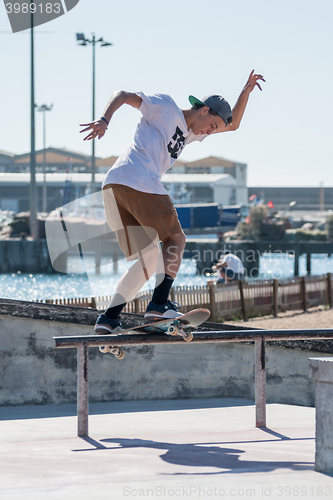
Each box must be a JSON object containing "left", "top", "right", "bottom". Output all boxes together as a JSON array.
[{"left": 167, "top": 127, "right": 186, "bottom": 159}]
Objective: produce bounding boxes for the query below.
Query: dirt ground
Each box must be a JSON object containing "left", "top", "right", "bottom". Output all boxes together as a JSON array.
[{"left": 226, "top": 305, "right": 333, "bottom": 330}]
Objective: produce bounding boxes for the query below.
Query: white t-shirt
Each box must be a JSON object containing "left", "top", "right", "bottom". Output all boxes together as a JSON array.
[
  {"left": 221, "top": 254, "right": 245, "bottom": 274},
  {"left": 102, "top": 93, "right": 207, "bottom": 194}
]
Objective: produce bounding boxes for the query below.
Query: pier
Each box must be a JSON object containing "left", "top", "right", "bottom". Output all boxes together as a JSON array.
[{"left": 0, "top": 238, "right": 333, "bottom": 276}]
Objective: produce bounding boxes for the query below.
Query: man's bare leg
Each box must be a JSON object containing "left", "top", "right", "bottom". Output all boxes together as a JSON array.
[
  {"left": 147, "top": 231, "right": 186, "bottom": 311},
  {"left": 107, "top": 243, "right": 162, "bottom": 310},
  {"left": 161, "top": 231, "right": 186, "bottom": 278}
]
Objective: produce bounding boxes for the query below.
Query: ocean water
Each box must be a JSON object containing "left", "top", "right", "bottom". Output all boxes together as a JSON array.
[
  {"left": 1, "top": 253, "right": 333, "bottom": 302},
  {"left": 259, "top": 252, "right": 333, "bottom": 280}
]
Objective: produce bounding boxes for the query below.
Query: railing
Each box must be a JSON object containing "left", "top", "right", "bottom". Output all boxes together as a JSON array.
[
  {"left": 40, "top": 273, "right": 333, "bottom": 322},
  {"left": 54, "top": 328, "right": 333, "bottom": 437}
]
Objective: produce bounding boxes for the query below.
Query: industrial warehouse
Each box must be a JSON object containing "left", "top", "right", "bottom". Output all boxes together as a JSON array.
[{"left": 0, "top": 148, "right": 247, "bottom": 212}]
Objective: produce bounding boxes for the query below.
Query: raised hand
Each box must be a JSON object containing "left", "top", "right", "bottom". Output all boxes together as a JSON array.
[
  {"left": 79, "top": 119, "right": 108, "bottom": 141},
  {"left": 244, "top": 70, "right": 265, "bottom": 92}
]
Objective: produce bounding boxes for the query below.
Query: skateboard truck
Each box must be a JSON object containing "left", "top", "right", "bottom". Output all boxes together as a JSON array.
[
  {"left": 167, "top": 324, "right": 193, "bottom": 341},
  {"left": 99, "top": 345, "right": 125, "bottom": 359}
]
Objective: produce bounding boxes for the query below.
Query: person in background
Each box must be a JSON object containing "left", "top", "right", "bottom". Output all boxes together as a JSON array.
[{"left": 211, "top": 251, "right": 245, "bottom": 284}]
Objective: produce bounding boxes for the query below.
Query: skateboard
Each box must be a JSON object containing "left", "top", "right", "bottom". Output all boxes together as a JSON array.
[{"left": 98, "top": 308, "right": 210, "bottom": 359}]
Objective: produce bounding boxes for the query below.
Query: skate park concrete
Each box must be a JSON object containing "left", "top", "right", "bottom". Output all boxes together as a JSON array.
[{"left": 1, "top": 398, "right": 333, "bottom": 500}]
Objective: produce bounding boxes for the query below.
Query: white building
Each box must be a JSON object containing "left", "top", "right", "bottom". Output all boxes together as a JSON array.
[
  {"left": 0, "top": 154, "right": 248, "bottom": 212},
  {"left": 164, "top": 155, "right": 247, "bottom": 205},
  {"left": 161, "top": 173, "right": 241, "bottom": 205}
]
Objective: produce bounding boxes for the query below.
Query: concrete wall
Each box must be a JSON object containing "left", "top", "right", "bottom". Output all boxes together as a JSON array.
[
  {"left": 309, "top": 357, "right": 333, "bottom": 475},
  {"left": 1, "top": 302, "right": 332, "bottom": 407}
]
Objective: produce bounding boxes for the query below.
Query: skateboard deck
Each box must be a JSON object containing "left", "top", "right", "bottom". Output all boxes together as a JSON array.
[{"left": 98, "top": 308, "right": 210, "bottom": 359}]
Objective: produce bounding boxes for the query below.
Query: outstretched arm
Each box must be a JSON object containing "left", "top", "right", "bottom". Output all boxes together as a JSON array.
[
  {"left": 215, "top": 70, "right": 265, "bottom": 133},
  {"left": 79, "top": 91, "right": 143, "bottom": 141}
]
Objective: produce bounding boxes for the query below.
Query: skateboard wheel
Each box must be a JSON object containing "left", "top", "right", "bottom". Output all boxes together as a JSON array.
[
  {"left": 99, "top": 345, "right": 110, "bottom": 354},
  {"left": 167, "top": 325, "right": 178, "bottom": 335},
  {"left": 115, "top": 349, "right": 125, "bottom": 360},
  {"left": 183, "top": 331, "right": 193, "bottom": 342},
  {"left": 110, "top": 347, "right": 125, "bottom": 360}
]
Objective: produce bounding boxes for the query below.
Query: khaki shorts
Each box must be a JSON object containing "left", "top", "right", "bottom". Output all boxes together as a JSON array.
[{"left": 102, "top": 184, "right": 182, "bottom": 259}]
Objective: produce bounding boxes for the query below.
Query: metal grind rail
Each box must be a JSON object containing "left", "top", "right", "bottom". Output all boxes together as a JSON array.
[{"left": 54, "top": 329, "right": 333, "bottom": 437}]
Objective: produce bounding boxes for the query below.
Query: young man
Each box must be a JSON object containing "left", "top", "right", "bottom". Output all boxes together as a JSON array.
[{"left": 80, "top": 70, "right": 265, "bottom": 334}]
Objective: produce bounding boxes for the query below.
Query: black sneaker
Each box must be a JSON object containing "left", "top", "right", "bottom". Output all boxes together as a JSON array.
[
  {"left": 144, "top": 300, "right": 183, "bottom": 320},
  {"left": 94, "top": 314, "right": 122, "bottom": 335}
]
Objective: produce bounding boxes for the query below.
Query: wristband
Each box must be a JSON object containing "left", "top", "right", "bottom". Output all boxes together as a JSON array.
[{"left": 100, "top": 116, "right": 109, "bottom": 127}]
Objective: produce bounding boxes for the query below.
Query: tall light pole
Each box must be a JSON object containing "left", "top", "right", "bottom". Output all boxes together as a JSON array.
[
  {"left": 76, "top": 33, "right": 112, "bottom": 193},
  {"left": 36, "top": 103, "right": 53, "bottom": 213},
  {"left": 30, "top": 2, "right": 38, "bottom": 238}
]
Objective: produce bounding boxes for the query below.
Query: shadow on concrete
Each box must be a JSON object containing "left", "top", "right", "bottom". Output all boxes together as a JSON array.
[
  {"left": 0, "top": 398, "right": 254, "bottom": 421},
  {"left": 73, "top": 436, "right": 313, "bottom": 474},
  {"left": 260, "top": 427, "right": 292, "bottom": 440},
  {"left": 80, "top": 436, "right": 108, "bottom": 450}
]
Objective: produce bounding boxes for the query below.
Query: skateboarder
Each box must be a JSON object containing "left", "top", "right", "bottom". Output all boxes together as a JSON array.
[{"left": 80, "top": 70, "right": 265, "bottom": 334}]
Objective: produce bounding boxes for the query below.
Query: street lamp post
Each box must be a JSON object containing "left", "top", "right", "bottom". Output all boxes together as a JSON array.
[
  {"left": 36, "top": 104, "right": 53, "bottom": 213},
  {"left": 76, "top": 33, "right": 112, "bottom": 193},
  {"left": 30, "top": 4, "right": 38, "bottom": 239}
]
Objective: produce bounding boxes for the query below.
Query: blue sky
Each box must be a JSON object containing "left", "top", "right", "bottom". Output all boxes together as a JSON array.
[{"left": 1, "top": 0, "right": 332, "bottom": 186}]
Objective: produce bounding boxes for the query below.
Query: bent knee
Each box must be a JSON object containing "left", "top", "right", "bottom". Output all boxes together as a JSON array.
[{"left": 163, "top": 231, "right": 186, "bottom": 249}]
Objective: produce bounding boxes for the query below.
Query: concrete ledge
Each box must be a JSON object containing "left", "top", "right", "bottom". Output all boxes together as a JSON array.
[
  {"left": 1, "top": 298, "right": 333, "bottom": 408},
  {"left": 1, "top": 309, "right": 332, "bottom": 407},
  {"left": 0, "top": 298, "right": 98, "bottom": 325},
  {"left": 309, "top": 357, "right": 333, "bottom": 475},
  {"left": 0, "top": 299, "right": 249, "bottom": 330},
  {"left": 309, "top": 357, "right": 333, "bottom": 382}
]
